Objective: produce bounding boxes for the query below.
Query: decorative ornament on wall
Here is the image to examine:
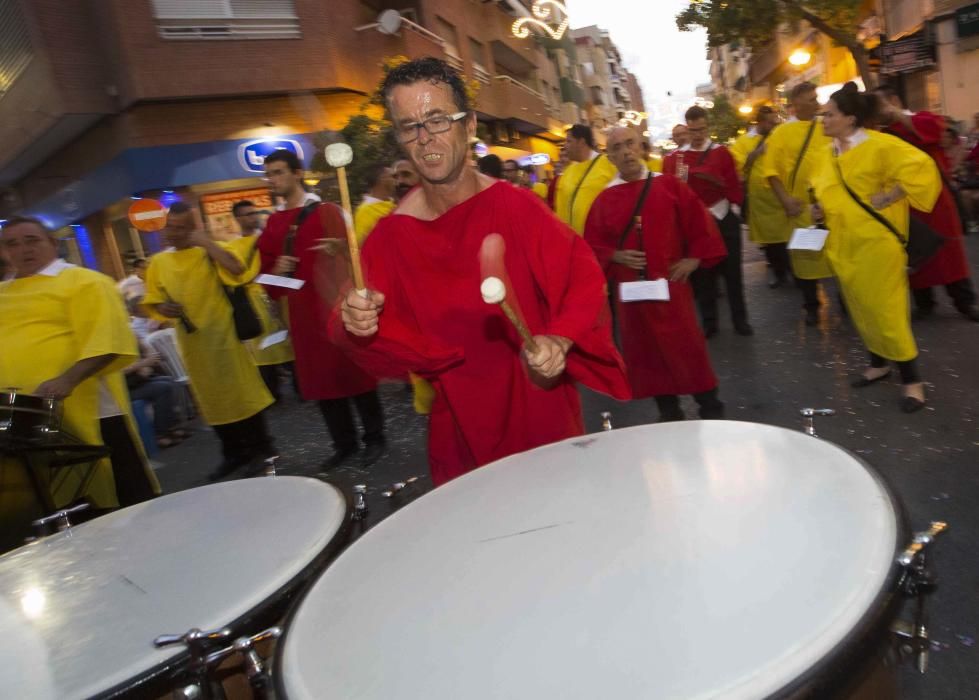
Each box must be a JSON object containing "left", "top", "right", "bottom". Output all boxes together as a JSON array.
[{"left": 512, "top": 1, "right": 570, "bottom": 41}]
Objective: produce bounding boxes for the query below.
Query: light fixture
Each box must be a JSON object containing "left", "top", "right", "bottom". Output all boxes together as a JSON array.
[
  {"left": 738, "top": 104, "right": 753, "bottom": 115},
  {"left": 789, "top": 49, "right": 812, "bottom": 67},
  {"left": 512, "top": 1, "right": 569, "bottom": 41}
]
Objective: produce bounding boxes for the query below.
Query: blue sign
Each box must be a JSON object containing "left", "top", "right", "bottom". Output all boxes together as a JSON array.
[{"left": 238, "top": 139, "right": 305, "bottom": 173}]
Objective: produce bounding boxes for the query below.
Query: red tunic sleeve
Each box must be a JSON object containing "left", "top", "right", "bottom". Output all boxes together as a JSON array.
[{"left": 909, "top": 112, "right": 944, "bottom": 146}]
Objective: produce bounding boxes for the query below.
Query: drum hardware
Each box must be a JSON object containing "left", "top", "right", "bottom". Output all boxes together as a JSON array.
[
  {"left": 203, "top": 626, "right": 282, "bottom": 698},
  {"left": 352, "top": 484, "right": 368, "bottom": 520},
  {"left": 263, "top": 455, "right": 280, "bottom": 478},
  {"left": 382, "top": 476, "right": 420, "bottom": 498},
  {"left": 892, "top": 521, "right": 948, "bottom": 673},
  {"left": 0, "top": 388, "right": 63, "bottom": 437},
  {"left": 799, "top": 407, "right": 835, "bottom": 436},
  {"left": 600, "top": 411, "right": 613, "bottom": 431},
  {"left": 154, "top": 626, "right": 233, "bottom": 699},
  {"left": 27, "top": 502, "right": 90, "bottom": 541}
]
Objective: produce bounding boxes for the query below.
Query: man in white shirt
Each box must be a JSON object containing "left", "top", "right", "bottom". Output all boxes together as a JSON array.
[{"left": 117, "top": 258, "right": 147, "bottom": 300}]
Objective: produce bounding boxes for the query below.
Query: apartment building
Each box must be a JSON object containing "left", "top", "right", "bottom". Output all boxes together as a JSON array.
[
  {"left": 571, "top": 25, "right": 635, "bottom": 134},
  {"left": 0, "top": 0, "right": 584, "bottom": 275}
]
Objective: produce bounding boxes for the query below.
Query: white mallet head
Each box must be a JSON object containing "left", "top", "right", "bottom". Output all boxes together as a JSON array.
[
  {"left": 480, "top": 276, "right": 506, "bottom": 305},
  {"left": 325, "top": 142, "right": 353, "bottom": 168}
]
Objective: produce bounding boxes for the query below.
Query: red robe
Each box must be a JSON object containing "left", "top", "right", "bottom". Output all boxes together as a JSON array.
[
  {"left": 258, "top": 202, "right": 377, "bottom": 400},
  {"left": 885, "top": 113, "right": 971, "bottom": 288},
  {"left": 662, "top": 145, "right": 743, "bottom": 209},
  {"left": 331, "top": 182, "right": 630, "bottom": 485},
  {"left": 585, "top": 174, "right": 727, "bottom": 398}
]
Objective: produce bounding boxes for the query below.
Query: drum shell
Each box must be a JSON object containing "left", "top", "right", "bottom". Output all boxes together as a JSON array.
[{"left": 0, "top": 390, "right": 63, "bottom": 438}]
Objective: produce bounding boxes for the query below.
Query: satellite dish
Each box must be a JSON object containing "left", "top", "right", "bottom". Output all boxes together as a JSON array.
[{"left": 377, "top": 9, "right": 402, "bottom": 35}]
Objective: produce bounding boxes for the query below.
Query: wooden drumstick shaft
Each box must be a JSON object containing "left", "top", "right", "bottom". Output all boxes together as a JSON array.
[
  {"left": 335, "top": 166, "right": 366, "bottom": 293},
  {"left": 499, "top": 299, "right": 539, "bottom": 354}
]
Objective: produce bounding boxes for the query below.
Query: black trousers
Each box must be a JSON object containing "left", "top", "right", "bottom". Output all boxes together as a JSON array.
[
  {"left": 318, "top": 390, "right": 385, "bottom": 452},
  {"left": 211, "top": 410, "right": 275, "bottom": 465},
  {"left": 763, "top": 242, "right": 791, "bottom": 281},
  {"left": 797, "top": 278, "right": 821, "bottom": 311},
  {"left": 870, "top": 352, "right": 921, "bottom": 385},
  {"left": 692, "top": 211, "right": 748, "bottom": 326},
  {"left": 655, "top": 388, "right": 725, "bottom": 421},
  {"left": 912, "top": 278, "right": 977, "bottom": 312},
  {"left": 99, "top": 415, "right": 158, "bottom": 507}
]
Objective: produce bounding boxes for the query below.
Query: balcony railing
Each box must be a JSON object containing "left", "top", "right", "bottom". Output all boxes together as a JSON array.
[{"left": 493, "top": 75, "right": 544, "bottom": 100}]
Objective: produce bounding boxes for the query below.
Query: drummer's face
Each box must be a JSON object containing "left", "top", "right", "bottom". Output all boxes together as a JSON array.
[{"left": 0, "top": 221, "right": 59, "bottom": 279}]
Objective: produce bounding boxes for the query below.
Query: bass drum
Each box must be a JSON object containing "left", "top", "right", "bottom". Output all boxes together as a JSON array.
[
  {"left": 0, "top": 476, "right": 349, "bottom": 700},
  {"left": 276, "top": 421, "right": 908, "bottom": 700}
]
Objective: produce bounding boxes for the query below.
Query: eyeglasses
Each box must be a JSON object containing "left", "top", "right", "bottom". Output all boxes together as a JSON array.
[{"left": 396, "top": 112, "right": 468, "bottom": 143}]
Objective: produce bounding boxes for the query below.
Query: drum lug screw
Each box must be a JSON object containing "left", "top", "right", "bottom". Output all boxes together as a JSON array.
[
  {"left": 799, "top": 408, "right": 834, "bottom": 436},
  {"left": 31, "top": 502, "right": 90, "bottom": 538},
  {"left": 352, "top": 484, "right": 368, "bottom": 520},
  {"left": 600, "top": 411, "right": 613, "bottom": 432}
]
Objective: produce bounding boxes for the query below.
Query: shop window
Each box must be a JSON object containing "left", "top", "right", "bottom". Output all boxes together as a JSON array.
[{"left": 151, "top": 0, "right": 301, "bottom": 40}]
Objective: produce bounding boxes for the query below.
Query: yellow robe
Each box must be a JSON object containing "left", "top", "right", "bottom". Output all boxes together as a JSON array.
[
  {"left": 0, "top": 264, "right": 159, "bottom": 522},
  {"left": 531, "top": 182, "right": 548, "bottom": 200},
  {"left": 224, "top": 235, "right": 295, "bottom": 366},
  {"left": 731, "top": 131, "right": 789, "bottom": 245},
  {"left": 354, "top": 199, "right": 396, "bottom": 246},
  {"left": 761, "top": 120, "right": 834, "bottom": 279},
  {"left": 810, "top": 131, "right": 941, "bottom": 361},
  {"left": 142, "top": 248, "right": 273, "bottom": 425},
  {"left": 555, "top": 154, "right": 618, "bottom": 234},
  {"left": 645, "top": 156, "right": 664, "bottom": 174}
]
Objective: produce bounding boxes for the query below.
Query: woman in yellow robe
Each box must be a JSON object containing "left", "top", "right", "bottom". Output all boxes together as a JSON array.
[
  {"left": 811, "top": 85, "right": 941, "bottom": 412},
  {"left": 1, "top": 222, "right": 160, "bottom": 540}
]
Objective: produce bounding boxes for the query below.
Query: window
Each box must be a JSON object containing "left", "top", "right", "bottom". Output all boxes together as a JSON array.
[
  {"left": 435, "top": 16, "right": 460, "bottom": 59},
  {"left": 590, "top": 86, "right": 604, "bottom": 106},
  {"left": 151, "top": 0, "right": 300, "bottom": 40},
  {"left": 469, "top": 38, "right": 486, "bottom": 72},
  {"left": 0, "top": 0, "right": 33, "bottom": 99},
  {"left": 581, "top": 61, "right": 594, "bottom": 77}
]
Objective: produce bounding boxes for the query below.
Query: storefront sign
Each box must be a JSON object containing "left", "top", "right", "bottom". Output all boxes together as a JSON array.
[
  {"left": 956, "top": 3, "right": 979, "bottom": 39},
  {"left": 518, "top": 153, "right": 551, "bottom": 167},
  {"left": 200, "top": 187, "right": 274, "bottom": 239},
  {"left": 879, "top": 31, "right": 936, "bottom": 75},
  {"left": 127, "top": 198, "right": 168, "bottom": 232},
  {"left": 238, "top": 139, "right": 305, "bottom": 174}
]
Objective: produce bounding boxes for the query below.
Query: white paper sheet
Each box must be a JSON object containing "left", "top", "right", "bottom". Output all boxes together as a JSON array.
[
  {"left": 258, "top": 330, "right": 289, "bottom": 349},
  {"left": 788, "top": 227, "right": 829, "bottom": 251},
  {"left": 619, "top": 278, "right": 670, "bottom": 302},
  {"left": 256, "top": 274, "right": 305, "bottom": 290}
]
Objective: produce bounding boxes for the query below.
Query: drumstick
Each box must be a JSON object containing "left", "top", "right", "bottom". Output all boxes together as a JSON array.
[
  {"left": 481, "top": 276, "right": 539, "bottom": 354},
  {"left": 324, "top": 143, "right": 366, "bottom": 294},
  {"left": 158, "top": 283, "right": 196, "bottom": 333}
]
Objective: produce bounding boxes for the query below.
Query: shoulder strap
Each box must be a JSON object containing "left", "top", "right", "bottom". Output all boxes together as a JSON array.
[
  {"left": 743, "top": 132, "right": 770, "bottom": 180},
  {"left": 832, "top": 157, "right": 906, "bottom": 245},
  {"left": 695, "top": 144, "right": 713, "bottom": 167},
  {"left": 789, "top": 120, "right": 818, "bottom": 191},
  {"left": 283, "top": 200, "right": 320, "bottom": 256},
  {"left": 568, "top": 155, "right": 603, "bottom": 221},
  {"left": 617, "top": 173, "right": 655, "bottom": 250}
]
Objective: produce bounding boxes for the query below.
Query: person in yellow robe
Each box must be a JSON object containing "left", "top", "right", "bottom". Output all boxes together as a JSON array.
[
  {"left": 555, "top": 124, "right": 618, "bottom": 234},
  {"left": 142, "top": 202, "right": 275, "bottom": 479},
  {"left": 353, "top": 164, "right": 397, "bottom": 245},
  {"left": 812, "top": 84, "right": 941, "bottom": 413},
  {"left": 641, "top": 141, "right": 663, "bottom": 173},
  {"left": 231, "top": 199, "right": 295, "bottom": 402},
  {"left": 763, "top": 82, "right": 834, "bottom": 325},
  {"left": 0, "top": 216, "right": 160, "bottom": 546},
  {"left": 731, "top": 106, "right": 791, "bottom": 288}
]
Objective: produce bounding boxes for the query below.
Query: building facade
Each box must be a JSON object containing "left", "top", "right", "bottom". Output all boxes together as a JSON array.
[{"left": 0, "top": 0, "right": 586, "bottom": 275}]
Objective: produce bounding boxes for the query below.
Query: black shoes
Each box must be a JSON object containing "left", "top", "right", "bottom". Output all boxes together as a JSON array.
[
  {"left": 900, "top": 396, "right": 926, "bottom": 413},
  {"left": 805, "top": 308, "right": 819, "bottom": 326},
  {"left": 207, "top": 457, "right": 249, "bottom": 482},
  {"left": 321, "top": 440, "right": 387, "bottom": 470},
  {"left": 734, "top": 322, "right": 754, "bottom": 336},
  {"left": 321, "top": 446, "right": 358, "bottom": 471},
  {"left": 361, "top": 440, "right": 386, "bottom": 467},
  {"left": 703, "top": 321, "right": 718, "bottom": 338},
  {"left": 960, "top": 306, "right": 979, "bottom": 322}
]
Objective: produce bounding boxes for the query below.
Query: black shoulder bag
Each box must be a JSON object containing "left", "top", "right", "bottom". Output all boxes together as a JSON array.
[
  {"left": 789, "top": 120, "right": 818, "bottom": 192},
  {"left": 210, "top": 243, "right": 262, "bottom": 342},
  {"left": 608, "top": 173, "right": 655, "bottom": 338},
  {"left": 832, "top": 157, "right": 945, "bottom": 273}
]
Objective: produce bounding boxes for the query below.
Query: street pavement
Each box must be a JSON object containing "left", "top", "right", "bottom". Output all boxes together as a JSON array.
[{"left": 155, "top": 233, "right": 979, "bottom": 699}]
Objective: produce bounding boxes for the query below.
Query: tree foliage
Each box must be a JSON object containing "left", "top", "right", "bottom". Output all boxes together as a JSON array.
[
  {"left": 707, "top": 95, "right": 748, "bottom": 144},
  {"left": 676, "top": 0, "right": 874, "bottom": 87}
]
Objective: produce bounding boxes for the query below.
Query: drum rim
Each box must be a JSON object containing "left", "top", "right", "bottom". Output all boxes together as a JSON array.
[
  {"left": 272, "top": 423, "right": 910, "bottom": 700},
  {"left": 81, "top": 477, "right": 353, "bottom": 700}
]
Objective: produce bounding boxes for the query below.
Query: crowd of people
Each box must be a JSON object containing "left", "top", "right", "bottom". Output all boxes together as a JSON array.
[{"left": 2, "top": 56, "right": 977, "bottom": 540}]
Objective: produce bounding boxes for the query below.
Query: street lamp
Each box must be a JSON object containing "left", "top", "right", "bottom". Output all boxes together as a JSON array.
[
  {"left": 738, "top": 103, "right": 753, "bottom": 115},
  {"left": 789, "top": 49, "right": 812, "bottom": 67}
]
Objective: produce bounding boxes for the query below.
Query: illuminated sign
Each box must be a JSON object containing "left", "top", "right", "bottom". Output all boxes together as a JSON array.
[
  {"left": 512, "top": 1, "right": 569, "bottom": 41},
  {"left": 518, "top": 153, "right": 551, "bottom": 167},
  {"left": 238, "top": 139, "right": 305, "bottom": 174}
]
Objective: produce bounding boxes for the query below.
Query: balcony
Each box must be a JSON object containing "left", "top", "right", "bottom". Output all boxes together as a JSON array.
[{"left": 481, "top": 74, "right": 550, "bottom": 130}]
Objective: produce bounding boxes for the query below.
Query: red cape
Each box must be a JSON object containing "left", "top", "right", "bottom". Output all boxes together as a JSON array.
[
  {"left": 258, "top": 202, "right": 377, "bottom": 400},
  {"left": 331, "top": 182, "right": 629, "bottom": 485},
  {"left": 585, "top": 174, "right": 726, "bottom": 398},
  {"left": 886, "top": 115, "right": 971, "bottom": 288}
]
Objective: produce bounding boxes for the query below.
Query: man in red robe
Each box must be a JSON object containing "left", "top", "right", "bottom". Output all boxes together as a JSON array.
[
  {"left": 663, "top": 106, "right": 752, "bottom": 337},
  {"left": 336, "top": 57, "right": 630, "bottom": 486},
  {"left": 586, "top": 127, "right": 727, "bottom": 421},
  {"left": 875, "top": 85, "right": 979, "bottom": 322},
  {"left": 258, "top": 149, "right": 386, "bottom": 468}
]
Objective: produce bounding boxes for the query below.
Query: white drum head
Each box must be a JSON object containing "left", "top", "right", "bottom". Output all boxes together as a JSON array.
[
  {"left": 278, "top": 422, "right": 901, "bottom": 700},
  {"left": 0, "top": 476, "right": 347, "bottom": 700}
]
